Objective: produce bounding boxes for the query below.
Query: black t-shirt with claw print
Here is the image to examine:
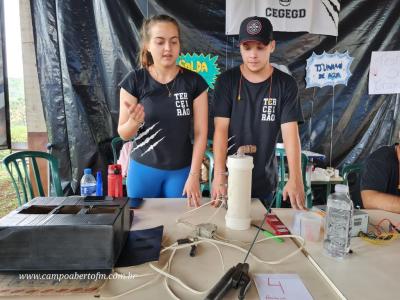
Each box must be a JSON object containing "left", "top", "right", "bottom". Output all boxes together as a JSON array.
[{"left": 119, "top": 67, "right": 208, "bottom": 170}]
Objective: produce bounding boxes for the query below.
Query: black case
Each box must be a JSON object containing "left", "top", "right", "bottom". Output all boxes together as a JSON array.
[{"left": 0, "top": 196, "right": 130, "bottom": 272}]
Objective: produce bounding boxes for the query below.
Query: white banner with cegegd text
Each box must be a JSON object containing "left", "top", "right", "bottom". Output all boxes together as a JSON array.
[{"left": 226, "top": 0, "right": 340, "bottom": 36}]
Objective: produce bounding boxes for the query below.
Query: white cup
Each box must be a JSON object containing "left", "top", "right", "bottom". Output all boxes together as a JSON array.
[
  {"left": 300, "top": 212, "right": 322, "bottom": 242},
  {"left": 291, "top": 211, "right": 305, "bottom": 235}
]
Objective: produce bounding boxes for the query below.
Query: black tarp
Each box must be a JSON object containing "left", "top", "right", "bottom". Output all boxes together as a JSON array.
[
  {"left": 30, "top": 0, "right": 400, "bottom": 193},
  {"left": 0, "top": 0, "right": 11, "bottom": 150}
]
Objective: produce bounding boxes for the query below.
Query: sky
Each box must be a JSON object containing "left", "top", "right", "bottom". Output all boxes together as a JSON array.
[{"left": 4, "top": 0, "right": 23, "bottom": 78}]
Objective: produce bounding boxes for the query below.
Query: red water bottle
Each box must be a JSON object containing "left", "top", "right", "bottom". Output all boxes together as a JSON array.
[{"left": 108, "top": 164, "right": 123, "bottom": 197}]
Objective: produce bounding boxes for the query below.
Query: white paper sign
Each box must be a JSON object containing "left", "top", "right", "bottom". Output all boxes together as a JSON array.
[
  {"left": 369, "top": 51, "right": 400, "bottom": 95},
  {"left": 254, "top": 274, "right": 313, "bottom": 300},
  {"left": 305, "top": 51, "right": 353, "bottom": 88}
]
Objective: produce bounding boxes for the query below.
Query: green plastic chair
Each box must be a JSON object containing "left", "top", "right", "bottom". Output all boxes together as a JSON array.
[
  {"left": 341, "top": 163, "right": 362, "bottom": 185},
  {"left": 199, "top": 140, "right": 214, "bottom": 194},
  {"left": 275, "top": 148, "right": 287, "bottom": 208},
  {"left": 275, "top": 148, "right": 311, "bottom": 208},
  {"left": 201, "top": 148, "right": 214, "bottom": 194},
  {"left": 341, "top": 163, "right": 363, "bottom": 209},
  {"left": 2, "top": 151, "right": 63, "bottom": 206}
]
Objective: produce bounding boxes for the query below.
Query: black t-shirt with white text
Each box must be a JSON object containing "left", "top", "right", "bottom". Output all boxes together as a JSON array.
[
  {"left": 360, "top": 144, "right": 400, "bottom": 196},
  {"left": 213, "top": 66, "right": 303, "bottom": 197},
  {"left": 119, "top": 67, "right": 208, "bottom": 170}
]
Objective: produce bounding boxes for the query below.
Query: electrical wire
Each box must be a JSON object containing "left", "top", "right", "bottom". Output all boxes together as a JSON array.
[
  {"left": 149, "top": 239, "right": 225, "bottom": 296},
  {"left": 148, "top": 233, "right": 305, "bottom": 298},
  {"left": 98, "top": 231, "right": 305, "bottom": 299},
  {"left": 213, "top": 232, "right": 250, "bottom": 246},
  {"left": 175, "top": 198, "right": 226, "bottom": 229},
  {"left": 163, "top": 249, "right": 180, "bottom": 300},
  {"left": 100, "top": 197, "right": 305, "bottom": 298},
  {"left": 113, "top": 270, "right": 155, "bottom": 278},
  {"left": 200, "top": 235, "right": 306, "bottom": 265},
  {"left": 98, "top": 264, "right": 166, "bottom": 299},
  {"left": 360, "top": 218, "right": 400, "bottom": 245},
  {"left": 359, "top": 231, "right": 399, "bottom": 245}
]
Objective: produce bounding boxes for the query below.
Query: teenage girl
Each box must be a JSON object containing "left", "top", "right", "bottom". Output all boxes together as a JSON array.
[{"left": 118, "top": 15, "right": 208, "bottom": 207}]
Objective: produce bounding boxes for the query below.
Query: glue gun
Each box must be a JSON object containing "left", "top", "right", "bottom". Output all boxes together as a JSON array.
[{"left": 204, "top": 262, "right": 251, "bottom": 300}]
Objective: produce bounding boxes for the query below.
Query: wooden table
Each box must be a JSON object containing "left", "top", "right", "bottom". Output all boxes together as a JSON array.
[{"left": 274, "top": 208, "right": 400, "bottom": 300}]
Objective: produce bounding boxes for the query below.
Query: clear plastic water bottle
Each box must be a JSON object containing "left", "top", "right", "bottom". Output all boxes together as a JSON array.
[
  {"left": 80, "top": 168, "right": 97, "bottom": 196},
  {"left": 323, "top": 184, "right": 353, "bottom": 259}
]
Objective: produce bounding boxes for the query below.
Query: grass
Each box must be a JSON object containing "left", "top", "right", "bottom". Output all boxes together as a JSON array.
[
  {"left": 0, "top": 77, "right": 27, "bottom": 216},
  {"left": 0, "top": 159, "right": 19, "bottom": 217},
  {"left": 11, "top": 125, "right": 27, "bottom": 143},
  {"left": 0, "top": 123, "right": 27, "bottom": 217}
]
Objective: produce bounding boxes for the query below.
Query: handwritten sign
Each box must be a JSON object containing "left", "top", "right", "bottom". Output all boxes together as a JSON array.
[
  {"left": 254, "top": 274, "right": 313, "bottom": 300},
  {"left": 305, "top": 51, "right": 353, "bottom": 88},
  {"left": 369, "top": 51, "right": 400, "bottom": 94},
  {"left": 177, "top": 53, "right": 220, "bottom": 89}
]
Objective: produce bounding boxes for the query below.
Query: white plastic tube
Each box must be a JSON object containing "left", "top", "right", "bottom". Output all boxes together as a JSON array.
[{"left": 225, "top": 155, "right": 254, "bottom": 230}]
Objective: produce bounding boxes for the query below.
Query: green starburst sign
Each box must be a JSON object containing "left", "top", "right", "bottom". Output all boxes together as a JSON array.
[{"left": 177, "top": 53, "right": 220, "bottom": 89}]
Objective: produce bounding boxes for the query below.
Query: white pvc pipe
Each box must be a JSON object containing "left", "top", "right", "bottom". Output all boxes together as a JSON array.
[{"left": 225, "top": 154, "right": 254, "bottom": 230}]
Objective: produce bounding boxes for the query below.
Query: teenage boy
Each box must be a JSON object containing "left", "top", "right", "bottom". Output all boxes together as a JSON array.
[{"left": 212, "top": 16, "right": 305, "bottom": 209}]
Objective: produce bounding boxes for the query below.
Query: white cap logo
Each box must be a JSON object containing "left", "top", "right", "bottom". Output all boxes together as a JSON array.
[
  {"left": 279, "top": 0, "right": 291, "bottom": 6},
  {"left": 246, "top": 20, "right": 262, "bottom": 35}
]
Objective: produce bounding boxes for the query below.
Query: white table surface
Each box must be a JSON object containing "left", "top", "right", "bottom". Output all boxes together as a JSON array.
[
  {"left": 99, "top": 198, "right": 340, "bottom": 300},
  {"left": 274, "top": 208, "right": 400, "bottom": 300},
  {"left": 2, "top": 199, "right": 342, "bottom": 300}
]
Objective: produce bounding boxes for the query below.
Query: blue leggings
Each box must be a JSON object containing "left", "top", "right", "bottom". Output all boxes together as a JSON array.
[{"left": 127, "top": 160, "right": 190, "bottom": 198}]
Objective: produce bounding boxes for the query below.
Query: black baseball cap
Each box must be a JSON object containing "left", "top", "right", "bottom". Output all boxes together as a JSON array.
[{"left": 238, "top": 16, "right": 273, "bottom": 45}]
